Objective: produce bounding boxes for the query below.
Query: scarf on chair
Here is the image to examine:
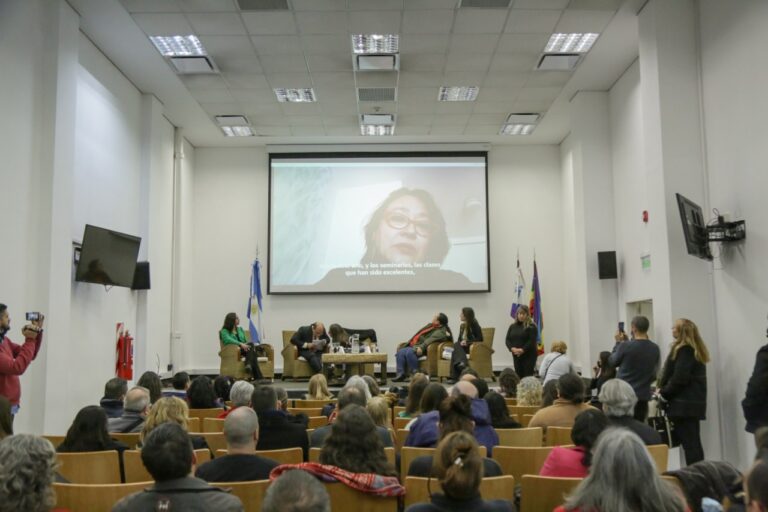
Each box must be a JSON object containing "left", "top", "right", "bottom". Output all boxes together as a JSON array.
[{"left": 269, "top": 463, "right": 405, "bottom": 497}]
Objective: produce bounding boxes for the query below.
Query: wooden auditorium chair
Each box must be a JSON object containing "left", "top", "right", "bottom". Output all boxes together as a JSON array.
[
  {"left": 546, "top": 426, "right": 573, "bottom": 447},
  {"left": 519, "top": 475, "right": 583, "bottom": 512},
  {"left": 324, "top": 482, "right": 398, "bottom": 512},
  {"left": 403, "top": 476, "right": 515, "bottom": 509},
  {"left": 53, "top": 481, "right": 152, "bottom": 512},
  {"left": 496, "top": 427, "right": 543, "bottom": 447},
  {"left": 56, "top": 451, "right": 121, "bottom": 484},
  {"left": 212, "top": 480, "right": 271, "bottom": 512}
]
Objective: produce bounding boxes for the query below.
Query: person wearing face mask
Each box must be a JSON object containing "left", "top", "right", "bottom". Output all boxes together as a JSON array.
[
  {"left": 0, "top": 304, "right": 44, "bottom": 421},
  {"left": 743, "top": 315, "right": 768, "bottom": 437}
]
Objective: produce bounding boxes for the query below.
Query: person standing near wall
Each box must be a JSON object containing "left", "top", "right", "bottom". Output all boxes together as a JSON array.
[
  {"left": 505, "top": 305, "right": 539, "bottom": 378},
  {"left": 0, "top": 304, "right": 44, "bottom": 421},
  {"left": 743, "top": 317, "right": 768, "bottom": 436},
  {"left": 609, "top": 316, "right": 660, "bottom": 421},
  {"left": 657, "top": 318, "right": 710, "bottom": 465}
]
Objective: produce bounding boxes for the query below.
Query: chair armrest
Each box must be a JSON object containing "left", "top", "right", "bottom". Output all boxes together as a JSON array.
[
  {"left": 397, "top": 342, "right": 408, "bottom": 351},
  {"left": 470, "top": 343, "right": 495, "bottom": 356},
  {"left": 281, "top": 345, "right": 298, "bottom": 361},
  {"left": 259, "top": 343, "right": 274, "bottom": 360}
]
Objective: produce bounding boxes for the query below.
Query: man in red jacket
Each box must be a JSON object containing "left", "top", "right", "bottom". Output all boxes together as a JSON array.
[{"left": 0, "top": 304, "right": 44, "bottom": 419}]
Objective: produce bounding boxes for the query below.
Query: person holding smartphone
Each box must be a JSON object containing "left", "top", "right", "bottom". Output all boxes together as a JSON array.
[{"left": 0, "top": 304, "right": 44, "bottom": 420}]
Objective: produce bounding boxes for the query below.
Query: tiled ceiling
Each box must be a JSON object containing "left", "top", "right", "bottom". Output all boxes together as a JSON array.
[{"left": 120, "top": 0, "right": 621, "bottom": 138}]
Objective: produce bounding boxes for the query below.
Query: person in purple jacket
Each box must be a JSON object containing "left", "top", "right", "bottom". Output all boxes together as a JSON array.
[{"left": 405, "top": 380, "right": 499, "bottom": 456}]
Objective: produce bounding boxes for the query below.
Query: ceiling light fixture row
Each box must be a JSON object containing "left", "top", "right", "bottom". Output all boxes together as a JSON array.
[
  {"left": 215, "top": 115, "right": 254, "bottom": 137},
  {"left": 274, "top": 88, "right": 316, "bottom": 103},
  {"left": 499, "top": 113, "right": 540, "bottom": 136},
  {"left": 438, "top": 86, "right": 479, "bottom": 102}
]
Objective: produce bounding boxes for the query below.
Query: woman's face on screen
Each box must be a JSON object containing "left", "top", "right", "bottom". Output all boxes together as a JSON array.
[{"left": 375, "top": 194, "right": 433, "bottom": 263}]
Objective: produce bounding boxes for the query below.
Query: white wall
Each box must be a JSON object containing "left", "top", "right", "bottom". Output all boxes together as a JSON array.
[
  {"left": 183, "top": 145, "right": 568, "bottom": 373},
  {"left": 699, "top": 0, "right": 768, "bottom": 468}
]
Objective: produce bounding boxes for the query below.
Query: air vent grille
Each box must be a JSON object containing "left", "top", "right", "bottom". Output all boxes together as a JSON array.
[
  {"left": 358, "top": 88, "right": 397, "bottom": 102},
  {"left": 459, "top": 0, "right": 512, "bottom": 7},
  {"left": 237, "top": 0, "right": 289, "bottom": 10}
]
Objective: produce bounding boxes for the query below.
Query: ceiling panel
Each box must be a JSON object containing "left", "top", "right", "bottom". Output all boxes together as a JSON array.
[
  {"left": 554, "top": 9, "right": 615, "bottom": 33},
  {"left": 311, "top": 72, "right": 355, "bottom": 86},
  {"left": 179, "top": 0, "right": 238, "bottom": 12},
  {"left": 306, "top": 53, "right": 354, "bottom": 72},
  {"left": 511, "top": 0, "right": 568, "bottom": 9},
  {"left": 397, "top": 114, "right": 434, "bottom": 126},
  {"left": 445, "top": 52, "right": 492, "bottom": 71},
  {"left": 511, "top": 99, "right": 554, "bottom": 111},
  {"left": 401, "top": 10, "right": 456, "bottom": 34},
  {"left": 489, "top": 53, "right": 538, "bottom": 72},
  {"left": 482, "top": 71, "right": 530, "bottom": 86},
  {"left": 567, "top": 0, "right": 622, "bottom": 10},
  {"left": 517, "top": 86, "right": 562, "bottom": 101},
  {"left": 355, "top": 72, "right": 398, "bottom": 88},
  {"left": 132, "top": 13, "right": 194, "bottom": 35},
  {"left": 453, "top": 9, "right": 509, "bottom": 34},
  {"left": 291, "top": 126, "right": 326, "bottom": 136},
  {"left": 504, "top": 10, "right": 561, "bottom": 33},
  {"left": 319, "top": 100, "right": 360, "bottom": 114},
  {"left": 241, "top": 12, "right": 297, "bottom": 35},
  {"left": 526, "top": 70, "right": 572, "bottom": 86},
  {"left": 394, "top": 87, "right": 437, "bottom": 104},
  {"left": 397, "top": 72, "right": 444, "bottom": 87},
  {"left": 431, "top": 113, "right": 470, "bottom": 125},
  {"left": 477, "top": 87, "right": 521, "bottom": 102},
  {"left": 349, "top": 0, "right": 404, "bottom": 10},
  {"left": 250, "top": 114, "right": 292, "bottom": 126},
  {"left": 322, "top": 115, "right": 358, "bottom": 126},
  {"left": 295, "top": 12, "right": 350, "bottom": 34},
  {"left": 285, "top": 115, "right": 325, "bottom": 126},
  {"left": 242, "top": 102, "right": 283, "bottom": 114},
  {"left": 290, "top": 0, "right": 346, "bottom": 10},
  {"left": 448, "top": 34, "right": 501, "bottom": 54},
  {"left": 189, "top": 88, "right": 235, "bottom": 102},
  {"left": 229, "top": 88, "right": 277, "bottom": 102},
  {"left": 120, "top": 0, "right": 180, "bottom": 13},
  {"left": 251, "top": 35, "right": 304, "bottom": 55},
  {"left": 301, "top": 35, "right": 350, "bottom": 54},
  {"left": 257, "top": 126, "right": 292, "bottom": 136},
  {"left": 399, "top": 53, "right": 447, "bottom": 72},
  {"left": 281, "top": 103, "right": 322, "bottom": 115},
  {"left": 397, "top": 126, "right": 431, "bottom": 135},
  {"left": 221, "top": 72, "right": 272, "bottom": 89},
  {"left": 471, "top": 101, "right": 516, "bottom": 114},
  {"left": 200, "top": 101, "right": 242, "bottom": 115},
  {"left": 429, "top": 125, "right": 466, "bottom": 135},
  {"left": 359, "top": 101, "right": 397, "bottom": 113},
  {"left": 258, "top": 54, "right": 309, "bottom": 73},
  {"left": 496, "top": 33, "right": 549, "bottom": 53},
  {"left": 181, "top": 74, "right": 231, "bottom": 89},
  {"left": 216, "top": 55, "right": 264, "bottom": 73},
  {"left": 264, "top": 71, "right": 312, "bottom": 86},
  {"left": 186, "top": 12, "right": 246, "bottom": 35},
  {"left": 443, "top": 71, "right": 481, "bottom": 84},
  {"left": 464, "top": 124, "right": 501, "bottom": 135},
  {"left": 200, "top": 36, "right": 256, "bottom": 57},
  {"left": 434, "top": 102, "right": 475, "bottom": 114},
  {"left": 404, "top": 0, "right": 459, "bottom": 8},
  {"left": 326, "top": 126, "right": 361, "bottom": 136},
  {"left": 399, "top": 34, "right": 451, "bottom": 54},
  {"left": 468, "top": 113, "right": 508, "bottom": 125},
  {"left": 348, "top": 10, "right": 402, "bottom": 33}
]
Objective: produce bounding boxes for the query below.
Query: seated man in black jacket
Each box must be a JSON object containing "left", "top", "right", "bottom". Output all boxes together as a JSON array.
[
  {"left": 113, "top": 423, "right": 243, "bottom": 512},
  {"left": 290, "top": 323, "right": 330, "bottom": 375},
  {"left": 251, "top": 385, "right": 309, "bottom": 460},
  {"left": 599, "top": 379, "right": 662, "bottom": 445},
  {"left": 99, "top": 377, "right": 127, "bottom": 419}
]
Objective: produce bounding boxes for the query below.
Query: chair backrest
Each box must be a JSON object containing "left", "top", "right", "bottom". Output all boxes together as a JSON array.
[
  {"left": 647, "top": 444, "right": 669, "bottom": 473},
  {"left": 395, "top": 429, "right": 409, "bottom": 453},
  {"left": 293, "top": 399, "right": 335, "bottom": 408},
  {"left": 43, "top": 435, "right": 65, "bottom": 448},
  {"left": 520, "top": 475, "right": 583, "bottom": 512},
  {"left": 308, "top": 416, "right": 329, "bottom": 429},
  {"left": 394, "top": 406, "right": 405, "bottom": 417},
  {"left": 393, "top": 417, "right": 411, "bottom": 430},
  {"left": 187, "top": 417, "right": 200, "bottom": 432},
  {"left": 54, "top": 481, "right": 152, "bottom": 512},
  {"left": 496, "top": 427, "right": 543, "bottom": 447},
  {"left": 256, "top": 447, "right": 304, "bottom": 465},
  {"left": 189, "top": 408, "right": 224, "bottom": 421},
  {"left": 492, "top": 446, "right": 554, "bottom": 483},
  {"left": 203, "top": 417, "right": 226, "bottom": 433},
  {"left": 403, "top": 476, "right": 515, "bottom": 509},
  {"left": 509, "top": 405, "right": 541, "bottom": 417},
  {"left": 546, "top": 427, "right": 573, "bottom": 447},
  {"left": 56, "top": 450, "right": 121, "bottom": 484},
  {"left": 282, "top": 330, "right": 296, "bottom": 349},
  {"left": 520, "top": 414, "right": 534, "bottom": 427},
  {"left": 480, "top": 327, "right": 495, "bottom": 348},
  {"left": 324, "top": 482, "right": 398, "bottom": 512},
  {"left": 124, "top": 448, "right": 211, "bottom": 483},
  {"left": 401, "top": 447, "right": 435, "bottom": 481},
  {"left": 309, "top": 447, "right": 395, "bottom": 466},
  {"left": 213, "top": 480, "right": 271, "bottom": 512},
  {"left": 111, "top": 433, "right": 141, "bottom": 448},
  {"left": 504, "top": 398, "right": 517, "bottom": 405},
  {"left": 288, "top": 407, "right": 323, "bottom": 417}
]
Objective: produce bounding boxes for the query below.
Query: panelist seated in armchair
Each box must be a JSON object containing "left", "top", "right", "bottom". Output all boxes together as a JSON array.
[
  {"left": 290, "top": 322, "right": 330, "bottom": 375},
  {"left": 447, "top": 307, "right": 484, "bottom": 384},
  {"left": 219, "top": 312, "right": 263, "bottom": 380},
  {"left": 327, "top": 324, "right": 378, "bottom": 347},
  {"left": 394, "top": 313, "right": 452, "bottom": 382}
]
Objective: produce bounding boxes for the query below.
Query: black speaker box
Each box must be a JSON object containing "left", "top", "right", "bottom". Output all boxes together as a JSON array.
[
  {"left": 132, "top": 261, "right": 151, "bottom": 290},
  {"left": 597, "top": 251, "right": 618, "bottom": 280}
]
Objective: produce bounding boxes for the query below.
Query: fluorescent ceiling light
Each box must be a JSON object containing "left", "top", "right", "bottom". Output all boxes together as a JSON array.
[
  {"left": 221, "top": 126, "right": 254, "bottom": 137},
  {"left": 150, "top": 35, "right": 207, "bottom": 57},
  {"left": 500, "top": 124, "right": 535, "bottom": 136},
  {"left": 215, "top": 115, "right": 250, "bottom": 126},
  {"left": 274, "top": 88, "right": 316, "bottom": 103},
  {"left": 438, "top": 86, "right": 479, "bottom": 102},
  {"left": 361, "top": 125, "right": 394, "bottom": 136},
  {"left": 506, "top": 113, "right": 540, "bottom": 124},
  {"left": 361, "top": 114, "right": 395, "bottom": 126},
  {"left": 352, "top": 34, "right": 399, "bottom": 54},
  {"left": 545, "top": 33, "right": 599, "bottom": 53}
]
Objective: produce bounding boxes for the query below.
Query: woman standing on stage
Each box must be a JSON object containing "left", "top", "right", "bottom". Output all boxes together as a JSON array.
[{"left": 505, "top": 305, "right": 539, "bottom": 378}]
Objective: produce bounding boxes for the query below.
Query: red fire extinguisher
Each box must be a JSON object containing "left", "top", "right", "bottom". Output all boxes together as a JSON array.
[{"left": 116, "top": 323, "right": 134, "bottom": 380}]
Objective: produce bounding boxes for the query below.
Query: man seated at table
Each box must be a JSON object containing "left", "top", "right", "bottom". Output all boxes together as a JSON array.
[
  {"left": 393, "top": 313, "right": 452, "bottom": 382},
  {"left": 290, "top": 322, "right": 330, "bottom": 376}
]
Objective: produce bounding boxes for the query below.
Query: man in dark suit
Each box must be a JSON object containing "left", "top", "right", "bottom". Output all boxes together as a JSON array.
[
  {"left": 251, "top": 385, "right": 309, "bottom": 460},
  {"left": 290, "top": 322, "right": 329, "bottom": 375}
]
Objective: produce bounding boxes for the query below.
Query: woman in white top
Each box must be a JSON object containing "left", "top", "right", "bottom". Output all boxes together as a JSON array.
[{"left": 539, "top": 340, "right": 575, "bottom": 385}]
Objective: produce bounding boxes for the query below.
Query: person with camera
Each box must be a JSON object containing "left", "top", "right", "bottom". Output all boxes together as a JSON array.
[{"left": 0, "top": 304, "right": 44, "bottom": 419}]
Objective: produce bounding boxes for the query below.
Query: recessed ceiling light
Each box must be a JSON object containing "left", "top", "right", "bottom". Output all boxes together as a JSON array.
[
  {"left": 438, "top": 86, "right": 479, "bottom": 102},
  {"left": 361, "top": 125, "right": 394, "bottom": 136},
  {"left": 215, "top": 115, "right": 250, "bottom": 126},
  {"left": 149, "top": 35, "right": 207, "bottom": 57},
  {"left": 500, "top": 124, "right": 535, "bottom": 136},
  {"left": 361, "top": 114, "right": 395, "bottom": 126},
  {"left": 221, "top": 126, "right": 254, "bottom": 137},
  {"left": 506, "top": 113, "right": 540, "bottom": 124},
  {"left": 544, "top": 33, "right": 599, "bottom": 54},
  {"left": 351, "top": 34, "right": 399, "bottom": 54},
  {"left": 274, "top": 88, "right": 316, "bottom": 103}
]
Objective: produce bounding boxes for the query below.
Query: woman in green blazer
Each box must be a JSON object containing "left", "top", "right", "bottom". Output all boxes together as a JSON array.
[{"left": 220, "top": 312, "right": 263, "bottom": 380}]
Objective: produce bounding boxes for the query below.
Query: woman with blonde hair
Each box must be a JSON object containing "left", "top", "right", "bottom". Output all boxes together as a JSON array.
[
  {"left": 306, "top": 374, "right": 332, "bottom": 400},
  {"left": 139, "top": 397, "right": 208, "bottom": 450},
  {"left": 516, "top": 376, "right": 543, "bottom": 407},
  {"left": 539, "top": 340, "right": 576, "bottom": 385},
  {"left": 405, "top": 431, "right": 512, "bottom": 512},
  {"left": 505, "top": 305, "right": 539, "bottom": 377},
  {"left": 658, "top": 318, "right": 710, "bottom": 465},
  {"left": 366, "top": 396, "right": 390, "bottom": 429}
]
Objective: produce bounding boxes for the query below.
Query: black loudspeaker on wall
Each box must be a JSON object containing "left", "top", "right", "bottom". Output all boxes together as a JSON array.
[
  {"left": 132, "top": 261, "right": 151, "bottom": 290},
  {"left": 597, "top": 251, "right": 618, "bottom": 280}
]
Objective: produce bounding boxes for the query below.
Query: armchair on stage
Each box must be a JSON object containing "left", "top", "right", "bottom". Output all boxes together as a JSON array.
[
  {"left": 218, "top": 333, "right": 274, "bottom": 381},
  {"left": 437, "top": 327, "right": 496, "bottom": 382},
  {"left": 395, "top": 341, "right": 441, "bottom": 378}
]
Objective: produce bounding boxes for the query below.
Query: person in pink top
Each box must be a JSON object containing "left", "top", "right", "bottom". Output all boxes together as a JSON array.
[
  {"left": 540, "top": 409, "right": 609, "bottom": 478},
  {"left": 0, "top": 305, "right": 44, "bottom": 420}
]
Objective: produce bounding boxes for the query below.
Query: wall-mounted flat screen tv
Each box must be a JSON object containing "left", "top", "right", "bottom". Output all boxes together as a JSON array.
[{"left": 75, "top": 225, "right": 142, "bottom": 288}]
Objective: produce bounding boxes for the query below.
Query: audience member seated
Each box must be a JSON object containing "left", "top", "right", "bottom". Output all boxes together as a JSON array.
[
  {"left": 470, "top": 377, "right": 490, "bottom": 399},
  {"left": 555, "top": 428, "right": 686, "bottom": 512},
  {"left": 485, "top": 391, "right": 521, "bottom": 429},
  {"left": 367, "top": 397, "right": 391, "bottom": 430},
  {"left": 599, "top": 378, "right": 662, "bottom": 445},
  {"left": 311, "top": 386, "right": 393, "bottom": 448},
  {"left": 188, "top": 376, "right": 224, "bottom": 409},
  {"left": 460, "top": 367, "right": 480, "bottom": 381},
  {"left": 214, "top": 376, "right": 234, "bottom": 405},
  {"left": 363, "top": 375, "right": 381, "bottom": 397},
  {"left": 139, "top": 397, "right": 209, "bottom": 451},
  {"left": 137, "top": 371, "right": 162, "bottom": 404},
  {"left": 326, "top": 375, "right": 371, "bottom": 422},
  {"left": 664, "top": 460, "right": 741, "bottom": 511},
  {"left": 195, "top": 408, "right": 279, "bottom": 482},
  {"left": 499, "top": 368, "right": 521, "bottom": 399},
  {"left": 540, "top": 409, "right": 609, "bottom": 478},
  {"left": 0, "top": 434, "right": 57, "bottom": 512},
  {"left": 113, "top": 423, "right": 243, "bottom": 512},
  {"left": 529, "top": 374, "right": 594, "bottom": 431},
  {"left": 405, "top": 383, "right": 449, "bottom": 431},
  {"left": 400, "top": 373, "right": 430, "bottom": 418},
  {"left": 516, "top": 376, "right": 543, "bottom": 406},
  {"left": 163, "top": 371, "right": 190, "bottom": 400},
  {"left": 217, "top": 381, "right": 254, "bottom": 419},
  {"left": 57, "top": 405, "right": 128, "bottom": 454},
  {"left": 0, "top": 396, "right": 12, "bottom": 440},
  {"left": 745, "top": 455, "right": 768, "bottom": 512},
  {"left": 108, "top": 386, "right": 150, "bottom": 433},
  {"left": 319, "top": 404, "right": 397, "bottom": 477},
  {"left": 407, "top": 394, "right": 503, "bottom": 478},
  {"left": 262, "top": 469, "right": 330, "bottom": 512},
  {"left": 275, "top": 386, "right": 309, "bottom": 427},
  {"left": 100, "top": 377, "right": 128, "bottom": 419},
  {"left": 306, "top": 374, "right": 332, "bottom": 400},
  {"left": 406, "top": 380, "right": 499, "bottom": 455},
  {"left": 405, "top": 431, "right": 513, "bottom": 512},
  {"left": 252, "top": 385, "right": 308, "bottom": 460},
  {"left": 394, "top": 313, "right": 452, "bottom": 382},
  {"left": 542, "top": 380, "right": 559, "bottom": 407},
  {"left": 540, "top": 341, "right": 576, "bottom": 385}
]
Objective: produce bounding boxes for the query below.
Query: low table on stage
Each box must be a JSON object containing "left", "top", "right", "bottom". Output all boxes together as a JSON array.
[{"left": 322, "top": 352, "right": 388, "bottom": 385}]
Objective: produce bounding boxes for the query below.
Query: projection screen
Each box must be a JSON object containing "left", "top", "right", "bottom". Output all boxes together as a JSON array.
[{"left": 268, "top": 152, "right": 489, "bottom": 294}]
